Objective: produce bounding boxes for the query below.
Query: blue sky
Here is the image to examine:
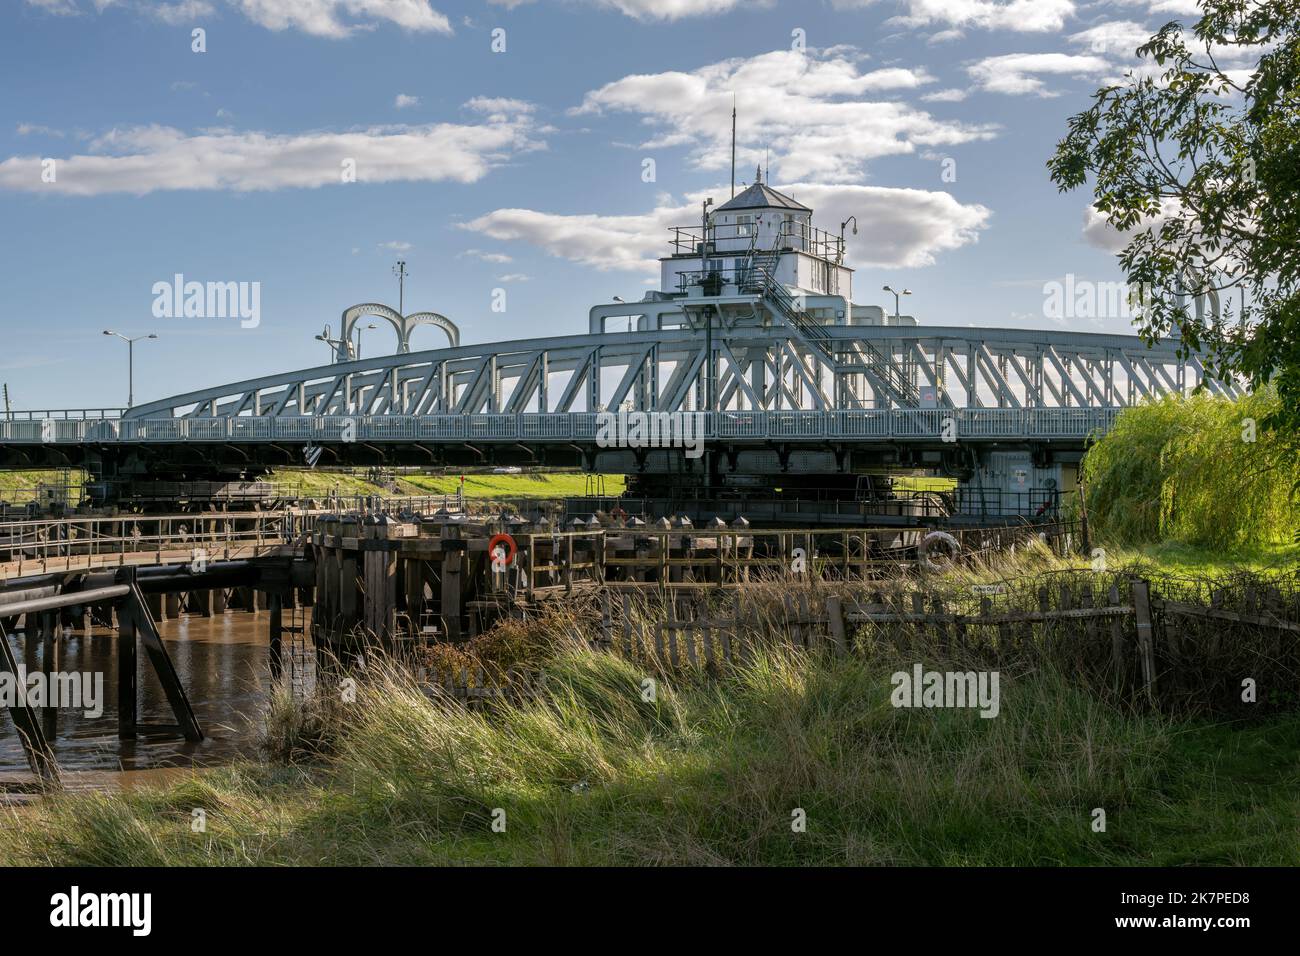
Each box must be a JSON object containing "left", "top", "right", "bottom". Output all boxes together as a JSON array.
[{"left": 0, "top": 0, "right": 1214, "bottom": 410}]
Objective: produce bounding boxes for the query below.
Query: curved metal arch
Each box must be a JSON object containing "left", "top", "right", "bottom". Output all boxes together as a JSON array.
[
  {"left": 402, "top": 311, "right": 460, "bottom": 349},
  {"left": 340, "top": 303, "right": 460, "bottom": 360}
]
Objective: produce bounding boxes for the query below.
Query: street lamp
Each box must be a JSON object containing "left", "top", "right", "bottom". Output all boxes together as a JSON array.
[
  {"left": 838, "top": 216, "right": 858, "bottom": 264},
  {"left": 102, "top": 330, "right": 157, "bottom": 408},
  {"left": 315, "top": 324, "right": 352, "bottom": 362},
  {"left": 882, "top": 284, "right": 912, "bottom": 323},
  {"left": 354, "top": 322, "right": 378, "bottom": 359}
]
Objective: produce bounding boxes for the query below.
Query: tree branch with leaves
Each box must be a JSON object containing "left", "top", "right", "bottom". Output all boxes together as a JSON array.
[{"left": 1049, "top": 0, "right": 1299, "bottom": 440}]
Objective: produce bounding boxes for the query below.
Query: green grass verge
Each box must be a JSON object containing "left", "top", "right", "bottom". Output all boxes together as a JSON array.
[
  {"left": 0, "top": 470, "right": 81, "bottom": 504},
  {"left": 2, "top": 647, "right": 1295, "bottom": 866},
  {"left": 945, "top": 536, "right": 1300, "bottom": 585},
  {"left": 264, "top": 470, "right": 625, "bottom": 500}
]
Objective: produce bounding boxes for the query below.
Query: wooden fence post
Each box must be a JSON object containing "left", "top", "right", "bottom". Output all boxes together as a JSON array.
[
  {"left": 826, "top": 596, "right": 847, "bottom": 656},
  {"left": 1132, "top": 579, "right": 1156, "bottom": 706},
  {"left": 1108, "top": 583, "right": 1125, "bottom": 692}
]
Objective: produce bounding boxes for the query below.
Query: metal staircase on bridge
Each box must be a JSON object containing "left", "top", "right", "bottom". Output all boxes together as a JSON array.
[{"left": 742, "top": 231, "right": 921, "bottom": 408}]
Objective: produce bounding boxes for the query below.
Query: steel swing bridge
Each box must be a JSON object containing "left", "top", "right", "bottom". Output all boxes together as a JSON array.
[{"left": 0, "top": 180, "right": 1237, "bottom": 517}]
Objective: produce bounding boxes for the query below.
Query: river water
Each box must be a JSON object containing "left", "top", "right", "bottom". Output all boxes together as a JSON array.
[{"left": 0, "top": 609, "right": 298, "bottom": 781}]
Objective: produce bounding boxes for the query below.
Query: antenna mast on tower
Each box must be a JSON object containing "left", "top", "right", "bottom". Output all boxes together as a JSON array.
[{"left": 730, "top": 94, "right": 736, "bottom": 199}]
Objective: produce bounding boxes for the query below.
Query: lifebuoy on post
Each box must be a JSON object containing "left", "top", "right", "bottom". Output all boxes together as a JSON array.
[
  {"left": 487, "top": 532, "right": 517, "bottom": 568},
  {"left": 918, "top": 530, "right": 961, "bottom": 572}
]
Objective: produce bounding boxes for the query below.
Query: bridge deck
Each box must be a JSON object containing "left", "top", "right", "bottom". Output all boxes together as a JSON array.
[{"left": 2, "top": 407, "right": 1120, "bottom": 445}]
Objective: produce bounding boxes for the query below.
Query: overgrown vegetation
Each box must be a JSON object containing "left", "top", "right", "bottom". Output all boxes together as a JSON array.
[
  {"left": 3, "top": 567, "right": 1298, "bottom": 866},
  {"left": 3, "top": 644, "right": 1296, "bottom": 866},
  {"left": 1081, "top": 388, "right": 1300, "bottom": 548}
]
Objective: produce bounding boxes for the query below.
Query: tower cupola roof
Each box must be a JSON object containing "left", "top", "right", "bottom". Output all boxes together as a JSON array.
[{"left": 715, "top": 176, "right": 811, "bottom": 213}]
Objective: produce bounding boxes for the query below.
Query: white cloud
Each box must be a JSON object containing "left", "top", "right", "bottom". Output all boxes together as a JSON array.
[
  {"left": 1068, "top": 20, "right": 1152, "bottom": 57},
  {"left": 832, "top": 0, "right": 1076, "bottom": 33},
  {"left": 496, "top": 273, "right": 531, "bottom": 282},
  {"left": 24, "top": 0, "right": 453, "bottom": 37},
  {"left": 24, "top": 0, "right": 80, "bottom": 14},
  {"left": 462, "top": 184, "right": 991, "bottom": 274},
  {"left": 1107, "top": 0, "right": 1202, "bottom": 16},
  {"left": 232, "top": 0, "right": 451, "bottom": 36},
  {"left": 967, "top": 53, "right": 1111, "bottom": 96},
  {"left": 149, "top": 0, "right": 216, "bottom": 24},
  {"left": 0, "top": 103, "right": 542, "bottom": 195},
  {"left": 394, "top": 93, "right": 420, "bottom": 109},
  {"left": 487, "top": 0, "right": 772, "bottom": 21},
  {"left": 16, "top": 123, "right": 65, "bottom": 137},
  {"left": 459, "top": 248, "right": 514, "bottom": 263},
  {"left": 1081, "top": 201, "right": 1181, "bottom": 254},
  {"left": 573, "top": 49, "right": 995, "bottom": 182},
  {"left": 379, "top": 240, "right": 412, "bottom": 250},
  {"left": 920, "top": 89, "right": 968, "bottom": 103}
]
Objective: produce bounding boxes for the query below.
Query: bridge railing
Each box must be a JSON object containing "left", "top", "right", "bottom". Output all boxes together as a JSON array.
[
  {"left": 0, "top": 408, "right": 1121, "bottom": 445},
  {"left": 1, "top": 408, "right": 125, "bottom": 422},
  {"left": 0, "top": 510, "right": 303, "bottom": 571}
]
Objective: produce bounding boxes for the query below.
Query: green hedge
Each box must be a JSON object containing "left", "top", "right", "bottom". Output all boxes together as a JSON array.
[{"left": 1081, "top": 388, "right": 1299, "bottom": 547}]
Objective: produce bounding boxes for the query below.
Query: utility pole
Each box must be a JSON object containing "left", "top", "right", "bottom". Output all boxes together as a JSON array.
[
  {"left": 393, "top": 260, "right": 408, "bottom": 316},
  {"left": 2, "top": 384, "right": 10, "bottom": 419}
]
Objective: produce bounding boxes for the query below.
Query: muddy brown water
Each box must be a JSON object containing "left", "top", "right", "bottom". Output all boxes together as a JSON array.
[{"left": 1, "top": 610, "right": 303, "bottom": 782}]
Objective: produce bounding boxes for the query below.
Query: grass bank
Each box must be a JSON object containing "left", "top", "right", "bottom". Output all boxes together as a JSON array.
[
  {"left": 264, "top": 469, "right": 624, "bottom": 500},
  {"left": 2, "top": 626, "right": 1297, "bottom": 865}
]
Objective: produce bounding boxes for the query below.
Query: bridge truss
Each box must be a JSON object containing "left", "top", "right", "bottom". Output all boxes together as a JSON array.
[
  {"left": 0, "top": 324, "right": 1235, "bottom": 449},
  {"left": 128, "top": 324, "right": 1229, "bottom": 421}
]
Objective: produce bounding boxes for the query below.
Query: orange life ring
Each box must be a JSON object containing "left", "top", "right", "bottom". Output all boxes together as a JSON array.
[{"left": 488, "top": 532, "right": 517, "bottom": 567}]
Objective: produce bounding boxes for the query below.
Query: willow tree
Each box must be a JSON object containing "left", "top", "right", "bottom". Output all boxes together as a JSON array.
[{"left": 1049, "top": 0, "right": 1300, "bottom": 440}]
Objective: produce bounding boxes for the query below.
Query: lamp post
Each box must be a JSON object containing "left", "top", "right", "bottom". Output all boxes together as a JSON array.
[
  {"left": 354, "top": 322, "right": 378, "bottom": 359},
  {"left": 838, "top": 216, "right": 858, "bottom": 264},
  {"left": 316, "top": 325, "right": 351, "bottom": 362},
  {"left": 882, "top": 284, "right": 912, "bottom": 323},
  {"left": 101, "top": 330, "right": 158, "bottom": 408}
]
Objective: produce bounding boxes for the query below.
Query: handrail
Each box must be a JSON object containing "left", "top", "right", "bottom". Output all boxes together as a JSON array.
[{"left": 3, "top": 408, "right": 126, "bottom": 421}]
